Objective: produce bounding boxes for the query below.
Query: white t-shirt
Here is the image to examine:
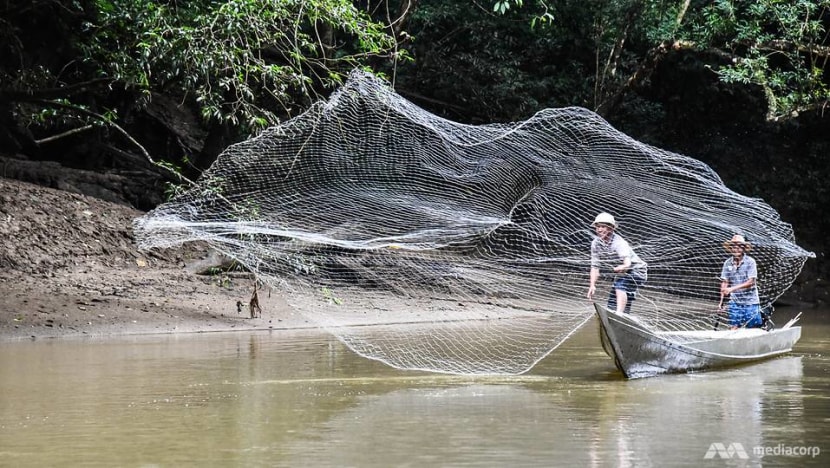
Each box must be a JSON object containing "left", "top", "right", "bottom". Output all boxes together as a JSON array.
[{"left": 590, "top": 233, "right": 647, "bottom": 274}]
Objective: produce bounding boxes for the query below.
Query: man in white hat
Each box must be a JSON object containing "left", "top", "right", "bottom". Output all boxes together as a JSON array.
[
  {"left": 719, "top": 234, "right": 763, "bottom": 328},
  {"left": 587, "top": 212, "right": 648, "bottom": 314}
]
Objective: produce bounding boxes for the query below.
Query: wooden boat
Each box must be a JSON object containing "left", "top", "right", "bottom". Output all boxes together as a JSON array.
[{"left": 593, "top": 302, "right": 802, "bottom": 379}]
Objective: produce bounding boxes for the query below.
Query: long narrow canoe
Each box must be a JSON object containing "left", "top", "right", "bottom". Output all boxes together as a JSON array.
[{"left": 594, "top": 302, "right": 801, "bottom": 379}]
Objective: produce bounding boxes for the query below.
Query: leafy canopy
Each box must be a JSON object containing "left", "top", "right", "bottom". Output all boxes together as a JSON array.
[
  {"left": 78, "top": 0, "right": 400, "bottom": 129},
  {"left": 493, "top": 0, "right": 830, "bottom": 120},
  {"left": 680, "top": 0, "right": 830, "bottom": 119}
]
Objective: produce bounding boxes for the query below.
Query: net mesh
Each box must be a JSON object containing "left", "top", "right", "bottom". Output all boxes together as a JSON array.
[{"left": 134, "top": 69, "right": 814, "bottom": 375}]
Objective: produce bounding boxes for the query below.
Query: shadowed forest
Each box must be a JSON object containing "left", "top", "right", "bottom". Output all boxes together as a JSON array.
[{"left": 1, "top": 0, "right": 828, "bottom": 302}]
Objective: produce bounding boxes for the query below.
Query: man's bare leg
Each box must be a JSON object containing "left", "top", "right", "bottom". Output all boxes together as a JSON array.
[{"left": 616, "top": 288, "right": 628, "bottom": 314}]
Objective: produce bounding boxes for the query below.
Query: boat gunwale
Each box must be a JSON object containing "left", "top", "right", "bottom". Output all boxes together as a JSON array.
[{"left": 593, "top": 302, "right": 801, "bottom": 378}]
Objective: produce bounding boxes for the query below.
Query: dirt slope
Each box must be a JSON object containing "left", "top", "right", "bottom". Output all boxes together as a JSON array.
[{"left": 0, "top": 177, "right": 307, "bottom": 340}]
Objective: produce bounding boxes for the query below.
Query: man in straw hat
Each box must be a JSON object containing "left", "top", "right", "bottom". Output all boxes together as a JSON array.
[
  {"left": 587, "top": 212, "right": 648, "bottom": 314},
  {"left": 719, "top": 234, "right": 763, "bottom": 329}
]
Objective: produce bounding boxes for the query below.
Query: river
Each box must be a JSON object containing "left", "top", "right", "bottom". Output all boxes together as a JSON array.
[{"left": 1, "top": 307, "right": 828, "bottom": 467}]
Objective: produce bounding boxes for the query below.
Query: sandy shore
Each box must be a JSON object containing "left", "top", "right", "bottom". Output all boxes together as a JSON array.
[
  {"left": 0, "top": 178, "right": 312, "bottom": 340},
  {"left": 0, "top": 264, "right": 315, "bottom": 341}
]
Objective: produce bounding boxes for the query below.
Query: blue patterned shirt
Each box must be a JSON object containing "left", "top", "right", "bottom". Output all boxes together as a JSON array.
[{"left": 720, "top": 255, "right": 760, "bottom": 305}]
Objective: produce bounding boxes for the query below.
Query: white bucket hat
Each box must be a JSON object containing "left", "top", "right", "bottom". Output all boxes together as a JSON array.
[{"left": 591, "top": 212, "right": 617, "bottom": 228}]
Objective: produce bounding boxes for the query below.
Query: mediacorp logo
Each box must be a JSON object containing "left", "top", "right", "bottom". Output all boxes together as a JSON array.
[
  {"left": 705, "top": 442, "right": 821, "bottom": 459},
  {"left": 704, "top": 443, "right": 749, "bottom": 459}
]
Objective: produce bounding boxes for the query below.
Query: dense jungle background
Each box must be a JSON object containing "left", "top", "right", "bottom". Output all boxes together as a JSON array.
[{"left": 1, "top": 0, "right": 828, "bottom": 302}]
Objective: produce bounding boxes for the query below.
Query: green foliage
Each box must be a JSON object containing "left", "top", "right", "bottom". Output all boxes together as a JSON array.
[
  {"left": 163, "top": 181, "right": 187, "bottom": 201},
  {"left": 197, "top": 175, "right": 227, "bottom": 197},
  {"left": 321, "top": 287, "right": 343, "bottom": 305},
  {"left": 492, "top": 1, "right": 555, "bottom": 28},
  {"left": 75, "top": 0, "right": 400, "bottom": 131},
  {"left": 681, "top": 0, "right": 830, "bottom": 119},
  {"left": 206, "top": 266, "right": 233, "bottom": 288},
  {"left": 232, "top": 199, "right": 263, "bottom": 222},
  {"left": 466, "top": 0, "right": 830, "bottom": 120},
  {"left": 493, "top": 1, "right": 517, "bottom": 14},
  {"left": 398, "top": 1, "right": 590, "bottom": 122}
]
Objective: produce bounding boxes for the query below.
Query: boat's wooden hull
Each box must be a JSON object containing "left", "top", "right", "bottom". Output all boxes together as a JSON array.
[{"left": 594, "top": 303, "right": 801, "bottom": 379}]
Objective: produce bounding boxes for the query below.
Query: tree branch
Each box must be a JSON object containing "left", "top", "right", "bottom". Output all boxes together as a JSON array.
[
  {"left": 28, "top": 98, "right": 195, "bottom": 186},
  {"left": 34, "top": 124, "right": 95, "bottom": 145},
  {"left": 756, "top": 40, "right": 830, "bottom": 58}
]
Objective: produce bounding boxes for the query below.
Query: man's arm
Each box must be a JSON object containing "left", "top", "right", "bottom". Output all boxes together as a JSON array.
[
  {"left": 613, "top": 256, "right": 632, "bottom": 273},
  {"left": 724, "top": 277, "right": 756, "bottom": 295},
  {"left": 587, "top": 267, "right": 599, "bottom": 300},
  {"left": 613, "top": 239, "right": 633, "bottom": 273}
]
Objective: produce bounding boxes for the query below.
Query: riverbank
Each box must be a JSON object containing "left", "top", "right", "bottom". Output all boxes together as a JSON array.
[
  {"left": 1, "top": 177, "right": 823, "bottom": 341},
  {"left": 0, "top": 178, "right": 310, "bottom": 340}
]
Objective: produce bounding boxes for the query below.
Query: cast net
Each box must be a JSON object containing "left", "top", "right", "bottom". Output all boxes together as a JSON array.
[{"left": 134, "top": 69, "right": 814, "bottom": 375}]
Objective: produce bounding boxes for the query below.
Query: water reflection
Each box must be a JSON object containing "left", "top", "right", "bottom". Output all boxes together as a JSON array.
[
  {"left": 585, "top": 357, "right": 804, "bottom": 467},
  {"left": 0, "top": 315, "right": 826, "bottom": 467},
  {"left": 274, "top": 356, "right": 805, "bottom": 467}
]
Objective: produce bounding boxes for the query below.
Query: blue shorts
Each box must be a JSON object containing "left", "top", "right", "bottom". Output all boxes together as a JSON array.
[
  {"left": 728, "top": 303, "right": 763, "bottom": 328},
  {"left": 607, "top": 272, "right": 646, "bottom": 313}
]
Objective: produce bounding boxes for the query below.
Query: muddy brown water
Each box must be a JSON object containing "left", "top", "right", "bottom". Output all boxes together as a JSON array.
[{"left": 1, "top": 308, "right": 828, "bottom": 467}]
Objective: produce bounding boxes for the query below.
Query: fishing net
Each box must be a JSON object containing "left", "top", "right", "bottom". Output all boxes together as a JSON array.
[{"left": 134, "top": 69, "right": 814, "bottom": 375}]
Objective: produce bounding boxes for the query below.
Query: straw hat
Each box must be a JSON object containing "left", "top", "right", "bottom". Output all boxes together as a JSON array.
[
  {"left": 591, "top": 212, "right": 617, "bottom": 228},
  {"left": 723, "top": 234, "right": 752, "bottom": 251}
]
